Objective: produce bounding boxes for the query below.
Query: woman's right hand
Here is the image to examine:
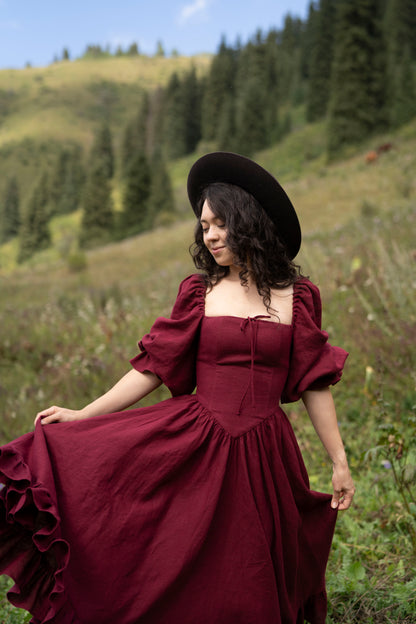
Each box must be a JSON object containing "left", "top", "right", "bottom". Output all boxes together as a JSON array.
[{"left": 34, "top": 406, "right": 87, "bottom": 426}]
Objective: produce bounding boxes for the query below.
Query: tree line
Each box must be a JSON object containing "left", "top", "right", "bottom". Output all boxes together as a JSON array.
[
  {"left": 1, "top": 0, "right": 415, "bottom": 262},
  {"left": 158, "top": 0, "right": 415, "bottom": 158},
  {"left": 56, "top": 40, "right": 169, "bottom": 63}
]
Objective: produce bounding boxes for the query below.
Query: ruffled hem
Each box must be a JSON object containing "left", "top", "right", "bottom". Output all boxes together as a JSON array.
[{"left": 0, "top": 444, "right": 77, "bottom": 624}]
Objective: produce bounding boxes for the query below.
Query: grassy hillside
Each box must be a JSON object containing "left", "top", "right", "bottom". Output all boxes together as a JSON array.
[
  {"left": 0, "top": 55, "right": 211, "bottom": 148},
  {"left": 0, "top": 54, "right": 211, "bottom": 206},
  {"left": 1, "top": 116, "right": 416, "bottom": 621}
]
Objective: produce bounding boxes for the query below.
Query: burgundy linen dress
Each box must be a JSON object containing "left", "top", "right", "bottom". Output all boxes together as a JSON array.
[{"left": 0, "top": 274, "right": 348, "bottom": 624}]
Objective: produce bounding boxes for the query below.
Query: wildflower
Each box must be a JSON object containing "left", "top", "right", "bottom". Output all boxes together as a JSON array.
[
  {"left": 381, "top": 460, "right": 392, "bottom": 469},
  {"left": 364, "top": 366, "right": 374, "bottom": 394}
]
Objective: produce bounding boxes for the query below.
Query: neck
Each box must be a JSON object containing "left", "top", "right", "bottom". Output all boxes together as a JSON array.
[{"left": 227, "top": 264, "right": 256, "bottom": 289}]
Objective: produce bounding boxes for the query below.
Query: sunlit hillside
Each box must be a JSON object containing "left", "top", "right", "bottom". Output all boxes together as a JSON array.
[
  {"left": 0, "top": 54, "right": 211, "bottom": 206},
  {"left": 0, "top": 55, "right": 211, "bottom": 148}
]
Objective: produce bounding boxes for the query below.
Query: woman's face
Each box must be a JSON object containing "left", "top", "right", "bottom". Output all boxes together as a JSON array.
[{"left": 200, "top": 200, "right": 235, "bottom": 267}]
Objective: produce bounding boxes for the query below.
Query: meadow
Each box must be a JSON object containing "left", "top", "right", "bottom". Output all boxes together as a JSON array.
[{"left": 1, "top": 116, "right": 416, "bottom": 621}]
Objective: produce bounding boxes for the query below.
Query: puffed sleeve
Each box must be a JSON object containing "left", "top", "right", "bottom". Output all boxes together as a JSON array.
[
  {"left": 281, "top": 279, "right": 348, "bottom": 403},
  {"left": 130, "top": 274, "right": 205, "bottom": 396}
]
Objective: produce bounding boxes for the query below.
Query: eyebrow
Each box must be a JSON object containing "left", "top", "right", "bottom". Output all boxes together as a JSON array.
[{"left": 200, "top": 216, "right": 224, "bottom": 224}]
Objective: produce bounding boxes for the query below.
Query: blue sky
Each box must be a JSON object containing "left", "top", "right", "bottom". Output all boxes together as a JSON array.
[{"left": 0, "top": 0, "right": 311, "bottom": 69}]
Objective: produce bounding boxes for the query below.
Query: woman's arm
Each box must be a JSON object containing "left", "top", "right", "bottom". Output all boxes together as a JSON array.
[
  {"left": 302, "top": 387, "right": 355, "bottom": 510},
  {"left": 34, "top": 369, "right": 162, "bottom": 425}
]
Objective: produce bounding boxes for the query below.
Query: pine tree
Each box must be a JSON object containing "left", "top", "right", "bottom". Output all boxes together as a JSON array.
[
  {"left": 386, "top": 0, "right": 416, "bottom": 62},
  {"left": 121, "top": 94, "right": 149, "bottom": 176},
  {"left": 277, "top": 16, "right": 305, "bottom": 106},
  {"left": 300, "top": 1, "right": 319, "bottom": 82},
  {"left": 161, "top": 73, "right": 187, "bottom": 159},
  {"left": 90, "top": 122, "right": 114, "bottom": 179},
  {"left": 148, "top": 151, "right": 175, "bottom": 223},
  {"left": 18, "top": 173, "right": 51, "bottom": 262},
  {"left": 327, "top": 0, "right": 388, "bottom": 155},
  {"left": 0, "top": 176, "right": 20, "bottom": 243},
  {"left": 59, "top": 145, "right": 86, "bottom": 214},
  {"left": 127, "top": 42, "right": 140, "bottom": 56},
  {"left": 120, "top": 151, "right": 151, "bottom": 235},
  {"left": 147, "top": 87, "right": 165, "bottom": 157},
  {"left": 384, "top": 0, "right": 416, "bottom": 126},
  {"left": 182, "top": 67, "right": 202, "bottom": 154},
  {"left": 233, "top": 36, "right": 269, "bottom": 155},
  {"left": 217, "top": 95, "right": 236, "bottom": 151},
  {"left": 391, "top": 45, "right": 416, "bottom": 127},
  {"left": 262, "top": 30, "right": 283, "bottom": 142},
  {"left": 306, "top": 0, "right": 337, "bottom": 121},
  {"left": 50, "top": 145, "right": 86, "bottom": 215},
  {"left": 155, "top": 41, "right": 165, "bottom": 57},
  {"left": 201, "top": 39, "right": 237, "bottom": 142},
  {"left": 79, "top": 123, "right": 115, "bottom": 246},
  {"left": 79, "top": 157, "right": 114, "bottom": 248}
]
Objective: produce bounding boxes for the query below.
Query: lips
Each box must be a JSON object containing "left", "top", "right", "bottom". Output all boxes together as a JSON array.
[{"left": 211, "top": 247, "right": 225, "bottom": 254}]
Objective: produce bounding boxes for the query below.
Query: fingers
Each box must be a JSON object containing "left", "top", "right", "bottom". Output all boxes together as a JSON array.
[
  {"left": 331, "top": 486, "right": 355, "bottom": 511},
  {"left": 34, "top": 406, "right": 84, "bottom": 426},
  {"left": 331, "top": 465, "right": 355, "bottom": 511},
  {"left": 34, "top": 405, "right": 62, "bottom": 426},
  {"left": 338, "top": 492, "right": 354, "bottom": 511}
]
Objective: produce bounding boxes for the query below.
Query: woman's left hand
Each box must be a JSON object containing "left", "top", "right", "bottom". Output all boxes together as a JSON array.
[{"left": 331, "top": 463, "right": 355, "bottom": 510}]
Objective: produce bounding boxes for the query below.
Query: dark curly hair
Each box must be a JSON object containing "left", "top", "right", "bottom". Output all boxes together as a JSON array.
[{"left": 189, "top": 182, "right": 304, "bottom": 314}]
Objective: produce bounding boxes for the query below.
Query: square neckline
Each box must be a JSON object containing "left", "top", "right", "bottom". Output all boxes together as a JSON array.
[
  {"left": 202, "top": 280, "right": 295, "bottom": 328},
  {"left": 203, "top": 314, "right": 293, "bottom": 328}
]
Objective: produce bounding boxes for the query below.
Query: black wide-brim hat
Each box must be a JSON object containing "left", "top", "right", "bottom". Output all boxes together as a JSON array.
[{"left": 187, "top": 151, "right": 301, "bottom": 260}]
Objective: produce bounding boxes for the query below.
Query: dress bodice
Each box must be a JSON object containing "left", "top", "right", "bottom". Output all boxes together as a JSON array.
[
  {"left": 196, "top": 316, "right": 292, "bottom": 435},
  {"left": 130, "top": 273, "right": 348, "bottom": 435}
]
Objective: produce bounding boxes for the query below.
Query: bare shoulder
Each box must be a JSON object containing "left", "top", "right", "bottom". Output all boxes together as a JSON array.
[{"left": 270, "top": 284, "right": 294, "bottom": 325}]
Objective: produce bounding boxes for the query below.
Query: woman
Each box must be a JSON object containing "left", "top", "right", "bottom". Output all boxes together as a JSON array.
[{"left": 0, "top": 152, "right": 354, "bottom": 624}]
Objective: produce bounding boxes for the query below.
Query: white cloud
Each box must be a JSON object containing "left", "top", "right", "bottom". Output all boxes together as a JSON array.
[{"left": 178, "top": 0, "right": 210, "bottom": 25}]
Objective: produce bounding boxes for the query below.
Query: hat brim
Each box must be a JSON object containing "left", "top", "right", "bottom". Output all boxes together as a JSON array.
[{"left": 187, "top": 152, "right": 301, "bottom": 260}]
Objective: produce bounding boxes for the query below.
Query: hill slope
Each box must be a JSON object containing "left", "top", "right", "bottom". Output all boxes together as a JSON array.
[
  {"left": 0, "top": 55, "right": 211, "bottom": 148},
  {"left": 0, "top": 54, "right": 211, "bottom": 206}
]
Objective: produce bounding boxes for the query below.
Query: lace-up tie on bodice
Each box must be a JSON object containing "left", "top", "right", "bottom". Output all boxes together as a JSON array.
[{"left": 239, "top": 315, "right": 271, "bottom": 413}]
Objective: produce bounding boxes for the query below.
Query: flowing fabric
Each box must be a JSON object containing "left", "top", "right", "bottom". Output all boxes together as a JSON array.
[{"left": 0, "top": 274, "right": 348, "bottom": 623}]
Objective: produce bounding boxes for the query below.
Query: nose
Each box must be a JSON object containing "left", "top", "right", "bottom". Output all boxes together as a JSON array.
[{"left": 205, "top": 226, "right": 219, "bottom": 241}]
